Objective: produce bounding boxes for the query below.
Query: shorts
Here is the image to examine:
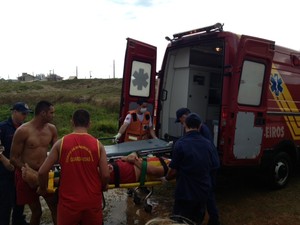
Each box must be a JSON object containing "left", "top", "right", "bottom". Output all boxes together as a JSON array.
[
  {"left": 15, "top": 169, "right": 53, "bottom": 205},
  {"left": 58, "top": 202, "right": 103, "bottom": 225},
  {"left": 15, "top": 169, "right": 39, "bottom": 205}
]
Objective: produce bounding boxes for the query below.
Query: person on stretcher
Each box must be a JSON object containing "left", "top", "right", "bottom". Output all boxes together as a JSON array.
[
  {"left": 21, "top": 152, "right": 171, "bottom": 188},
  {"left": 109, "top": 153, "right": 170, "bottom": 185}
]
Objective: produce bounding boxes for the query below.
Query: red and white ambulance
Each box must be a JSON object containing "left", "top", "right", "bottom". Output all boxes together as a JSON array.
[{"left": 118, "top": 23, "right": 300, "bottom": 188}]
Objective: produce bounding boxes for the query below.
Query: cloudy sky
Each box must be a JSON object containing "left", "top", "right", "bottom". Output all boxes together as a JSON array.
[{"left": 0, "top": 0, "right": 298, "bottom": 80}]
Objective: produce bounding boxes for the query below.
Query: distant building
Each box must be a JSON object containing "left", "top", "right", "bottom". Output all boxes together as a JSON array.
[
  {"left": 47, "top": 74, "right": 63, "bottom": 81},
  {"left": 18, "top": 73, "right": 35, "bottom": 82},
  {"left": 35, "top": 74, "right": 47, "bottom": 81},
  {"left": 68, "top": 76, "right": 77, "bottom": 80}
]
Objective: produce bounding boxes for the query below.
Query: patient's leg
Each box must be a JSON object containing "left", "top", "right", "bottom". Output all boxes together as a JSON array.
[{"left": 21, "top": 163, "right": 39, "bottom": 188}]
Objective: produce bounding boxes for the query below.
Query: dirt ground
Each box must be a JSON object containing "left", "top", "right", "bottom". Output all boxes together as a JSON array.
[
  {"left": 25, "top": 170, "right": 300, "bottom": 225},
  {"left": 215, "top": 170, "right": 300, "bottom": 225}
]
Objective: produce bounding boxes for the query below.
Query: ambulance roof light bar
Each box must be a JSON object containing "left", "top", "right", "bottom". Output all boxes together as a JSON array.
[{"left": 172, "top": 23, "right": 224, "bottom": 40}]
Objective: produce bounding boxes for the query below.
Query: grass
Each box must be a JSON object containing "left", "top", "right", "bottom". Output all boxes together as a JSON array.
[
  {"left": 3, "top": 78, "right": 300, "bottom": 224},
  {"left": 0, "top": 79, "right": 121, "bottom": 145}
]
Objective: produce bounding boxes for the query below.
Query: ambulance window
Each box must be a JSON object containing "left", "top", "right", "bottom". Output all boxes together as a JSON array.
[
  {"left": 238, "top": 60, "right": 265, "bottom": 106},
  {"left": 129, "top": 60, "right": 151, "bottom": 97}
]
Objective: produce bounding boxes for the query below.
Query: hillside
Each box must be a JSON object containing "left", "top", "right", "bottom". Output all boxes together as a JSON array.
[
  {"left": 0, "top": 78, "right": 122, "bottom": 106},
  {"left": 0, "top": 79, "right": 123, "bottom": 141}
]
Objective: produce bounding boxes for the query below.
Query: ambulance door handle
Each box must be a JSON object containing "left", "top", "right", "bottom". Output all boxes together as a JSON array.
[
  {"left": 161, "top": 89, "right": 168, "bottom": 101},
  {"left": 255, "top": 113, "right": 265, "bottom": 125},
  {"left": 255, "top": 118, "right": 265, "bottom": 125}
]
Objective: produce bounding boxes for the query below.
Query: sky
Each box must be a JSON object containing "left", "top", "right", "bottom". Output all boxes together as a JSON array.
[{"left": 0, "top": 0, "right": 298, "bottom": 80}]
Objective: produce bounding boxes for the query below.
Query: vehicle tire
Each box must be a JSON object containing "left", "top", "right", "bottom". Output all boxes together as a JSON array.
[
  {"left": 267, "top": 152, "right": 291, "bottom": 189},
  {"left": 133, "top": 194, "right": 141, "bottom": 205}
]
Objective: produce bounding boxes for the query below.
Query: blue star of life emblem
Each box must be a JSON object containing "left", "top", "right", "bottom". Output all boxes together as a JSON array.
[
  {"left": 132, "top": 68, "right": 149, "bottom": 90},
  {"left": 270, "top": 73, "right": 283, "bottom": 96}
]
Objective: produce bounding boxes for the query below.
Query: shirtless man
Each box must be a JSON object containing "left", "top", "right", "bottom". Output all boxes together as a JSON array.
[{"left": 10, "top": 100, "right": 58, "bottom": 225}]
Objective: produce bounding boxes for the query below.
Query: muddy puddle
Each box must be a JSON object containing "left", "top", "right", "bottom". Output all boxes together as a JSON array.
[
  {"left": 25, "top": 183, "right": 175, "bottom": 225},
  {"left": 103, "top": 184, "right": 174, "bottom": 224}
]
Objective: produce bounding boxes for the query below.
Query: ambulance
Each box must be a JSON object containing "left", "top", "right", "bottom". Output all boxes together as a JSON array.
[{"left": 118, "top": 23, "right": 300, "bottom": 188}]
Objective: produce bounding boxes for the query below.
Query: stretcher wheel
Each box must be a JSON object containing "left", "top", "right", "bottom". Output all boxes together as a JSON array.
[
  {"left": 133, "top": 194, "right": 141, "bottom": 205},
  {"left": 144, "top": 203, "right": 152, "bottom": 213},
  {"left": 127, "top": 188, "right": 134, "bottom": 197}
]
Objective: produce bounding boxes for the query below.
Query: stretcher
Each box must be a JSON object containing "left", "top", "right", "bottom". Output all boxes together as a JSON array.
[
  {"left": 105, "top": 138, "right": 173, "bottom": 158},
  {"left": 47, "top": 139, "right": 174, "bottom": 212},
  {"left": 105, "top": 139, "right": 174, "bottom": 211},
  {"left": 47, "top": 172, "right": 169, "bottom": 213}
]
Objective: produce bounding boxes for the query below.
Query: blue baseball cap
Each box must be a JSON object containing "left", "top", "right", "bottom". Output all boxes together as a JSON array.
[
  {"left": 175, "top": 108, "right": 191, "bottom": 123},
  {"left": 11, "top": 102, "right": 33, "bottom": 113}
]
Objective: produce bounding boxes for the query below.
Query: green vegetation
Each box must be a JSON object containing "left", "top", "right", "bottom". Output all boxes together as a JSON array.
[{"left": 0, "top": 79, "right": 122, "bottom": 145}]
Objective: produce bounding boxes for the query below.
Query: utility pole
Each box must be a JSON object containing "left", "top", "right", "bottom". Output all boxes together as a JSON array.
[{"left": 113, "top": 59, "right": 115, "bottom": 78}]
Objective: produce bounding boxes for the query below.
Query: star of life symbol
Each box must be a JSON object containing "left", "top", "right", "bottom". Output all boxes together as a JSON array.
[
  {"left": 270, "top": 73, "right": 283, "bottom": 96},
  {"left": 132, "top": 68, "right": 149, "bottom": 90}
]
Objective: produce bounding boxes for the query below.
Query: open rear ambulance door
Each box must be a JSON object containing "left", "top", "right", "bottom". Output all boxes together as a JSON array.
[
  {"left": 118, "top": 38, "right": 157, "bottom": 140},
  {"left": 228, "top": 35, "right": 275, "bottom": 165}
]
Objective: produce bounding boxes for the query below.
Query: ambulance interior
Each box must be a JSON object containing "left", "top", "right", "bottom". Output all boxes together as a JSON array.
[{"left": 159, "top": 40, "right": 224, "bottom": 146}]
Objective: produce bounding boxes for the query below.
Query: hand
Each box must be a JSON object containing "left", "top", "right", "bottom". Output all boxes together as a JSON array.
[
  {"left": 36, "top": 186, "right": 47, "bottom": 196},
  {"left": 114, "top": 133, "right": 122, "bottom": 143},
  {"left": 160, "top": 176, "right": 168, "bottom": 184},
  {"left": 0, "top": 145, "right": 4, "bottom": 155},
  {"left": 102, "top": 184, "right": 109, "bottom": 192}
]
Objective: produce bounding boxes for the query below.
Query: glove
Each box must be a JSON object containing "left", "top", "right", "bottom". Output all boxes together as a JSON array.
[{"left": 114, "top": 133, "right": 122, "bottom": 143}]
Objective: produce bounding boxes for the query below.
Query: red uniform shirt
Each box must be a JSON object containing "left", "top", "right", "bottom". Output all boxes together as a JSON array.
[{"left": 58, "top": 133, "right": 102, "bottom": 209}]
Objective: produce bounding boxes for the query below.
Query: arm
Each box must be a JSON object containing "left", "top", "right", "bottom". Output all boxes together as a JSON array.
[
  {"left": 162, "top": 141, "right": 181, "bottom": 181},
  {"left": 98, "top": 143, "right": 110, "bottom": 191},
  {"left": 0, "top": 154, "right": 14, "bottom": 171},
  {"left": 38, "top": 139, "right": 60, "bottom": 194},
  {"left": 117, "top": 123, "right": 129, "bottom": 136},
  {"left": 120, "top": 152, "right": 138, "bottom": 163},
  {"left": 115, "top": 114, "right": 131, "bottom": 141},
  {"left": 149, "top": 116, "right": 158, "bottom": 139},
  {"left": 50, "top": 124, "right": 58, "bottom": 146},
  {"left": 10, "top": 127, "right": 27, "bottom": 170},
  {"left": 165, "top": 167, "right": 177, "bottom": 181},
  {"left": 149, "top": 127, "right": 158, "bottom": 139}
]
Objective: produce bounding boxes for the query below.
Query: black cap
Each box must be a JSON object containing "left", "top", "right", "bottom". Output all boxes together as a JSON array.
[
  {"left": 11, "top": 102, "right": 33, "bottom": 113},
  {"left": 175, "top": 108, "right": 191, "bottom": 123},
  {"left": 137, "top": 98, "right": 148, "bottom": 106}
]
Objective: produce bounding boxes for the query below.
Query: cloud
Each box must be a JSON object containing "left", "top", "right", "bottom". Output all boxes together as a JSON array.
[
  {"left": 111, "top": 0, "right": 154, "bottom": 7},
  {"left": 0, "top": 0, "right": 299, "bottom": 80}
]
